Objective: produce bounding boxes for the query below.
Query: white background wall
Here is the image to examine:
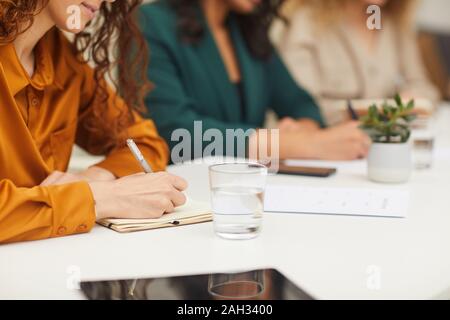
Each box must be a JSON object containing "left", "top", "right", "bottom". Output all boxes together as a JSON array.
[{"left": 417, "top": 0, "right": 450, "bottom": 32}]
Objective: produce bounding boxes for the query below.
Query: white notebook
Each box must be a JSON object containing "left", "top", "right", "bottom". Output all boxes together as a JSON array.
[
  {"left": 98, "top": 199, "right": 212, "bottom": 233},
  {"left": 264, "top": 185, "right": 409, "bottom": 218}
]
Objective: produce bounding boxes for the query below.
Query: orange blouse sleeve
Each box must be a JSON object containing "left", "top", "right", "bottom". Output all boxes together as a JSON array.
[
  {"left": 0, "top": 180, "right": 96, "bottom": 243},
  {"left": 76, "top": 63, "right": 169, "bottom": 177}
]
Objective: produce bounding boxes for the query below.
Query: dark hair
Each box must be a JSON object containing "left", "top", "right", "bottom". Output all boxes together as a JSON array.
[
  {"left": 168, "top": 0, "right": 285, "bottom": 60},
  {"left": 0, "top": 0, "right": 151, "bottom": 144}
]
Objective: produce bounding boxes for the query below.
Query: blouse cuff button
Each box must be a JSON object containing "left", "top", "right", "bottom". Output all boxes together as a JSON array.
[{"left": 57, "top": 226, "right": 67, "bottom": 235}]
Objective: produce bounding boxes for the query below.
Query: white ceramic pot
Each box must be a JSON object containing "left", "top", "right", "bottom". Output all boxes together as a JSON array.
[{"left": 367, "top": 142, "right": 412, "bottom": 183}]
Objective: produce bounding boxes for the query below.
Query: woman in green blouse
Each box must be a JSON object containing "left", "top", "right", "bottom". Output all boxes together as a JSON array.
[{"left": 139, "top": 0, "right": 370, "bottom": 162}]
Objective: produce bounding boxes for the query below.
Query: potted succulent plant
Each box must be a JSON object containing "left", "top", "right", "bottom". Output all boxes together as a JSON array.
[{"left": 360, "top": 94, "right": 416, "bottom": 183}]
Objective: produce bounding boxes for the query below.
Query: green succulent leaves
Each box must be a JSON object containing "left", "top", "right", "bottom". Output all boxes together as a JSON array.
[{"left": 360, "top": 94, "right": 416, "bottom": 143}]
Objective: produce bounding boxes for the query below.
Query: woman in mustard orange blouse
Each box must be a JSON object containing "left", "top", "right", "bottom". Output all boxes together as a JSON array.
[{"left": 0, "top": 0, "right": 188, "bottom": 243}]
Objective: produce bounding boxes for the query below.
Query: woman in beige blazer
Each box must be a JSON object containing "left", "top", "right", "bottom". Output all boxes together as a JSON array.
[{"left": 275, "top": 0, "right": 440, "bottom": 125}]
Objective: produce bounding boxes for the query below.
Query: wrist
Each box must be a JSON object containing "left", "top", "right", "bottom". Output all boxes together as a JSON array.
[
  {"left": 88, "top": 180, "right": 113, "bottom": 220},
  {"left": 296, "top": 119, "right": 321, "bottom": 132}
]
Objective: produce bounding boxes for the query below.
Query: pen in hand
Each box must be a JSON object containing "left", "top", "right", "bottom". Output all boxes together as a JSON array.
[
  {"left": 126, "top": 139, "right": 153, "bottom": 173},
  {"left": 347, "top": 100, "right": 359, "bottom": 121},
  {"left": 126, "top": 138, "right": 152, "bottom": 296}
]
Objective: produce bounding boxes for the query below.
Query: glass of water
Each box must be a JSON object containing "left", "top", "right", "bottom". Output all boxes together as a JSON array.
[
  {"left": 209, "top": 163, "right": 267, "bottom": 240},
  {"left": 411, "top": 116, "right": 436, "bottom": 169}
]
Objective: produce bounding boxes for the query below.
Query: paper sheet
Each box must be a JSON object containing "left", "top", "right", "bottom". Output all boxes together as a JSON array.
[{"left": 264, "top": 185, "right": 409, "bottom": 218}]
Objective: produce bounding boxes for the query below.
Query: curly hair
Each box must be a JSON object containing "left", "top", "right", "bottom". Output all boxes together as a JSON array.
[
  {"left": 168, "top": 0, "right": 285, "bottom": 60},
  {"left": 0, "top": 0, "right": 151, "bottom": 144}
]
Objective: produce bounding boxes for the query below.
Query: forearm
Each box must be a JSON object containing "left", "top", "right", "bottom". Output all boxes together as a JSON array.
[
  {"left": 279, "top": 131, "right": 317, "bottom": 159},
  {"left": 248, "top": 129, "right": 317, "bottom": 161}
]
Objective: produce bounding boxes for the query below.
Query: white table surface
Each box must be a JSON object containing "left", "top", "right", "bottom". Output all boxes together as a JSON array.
[{"left": 1, "top": 106, "right": 450, "bottom": 300}]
